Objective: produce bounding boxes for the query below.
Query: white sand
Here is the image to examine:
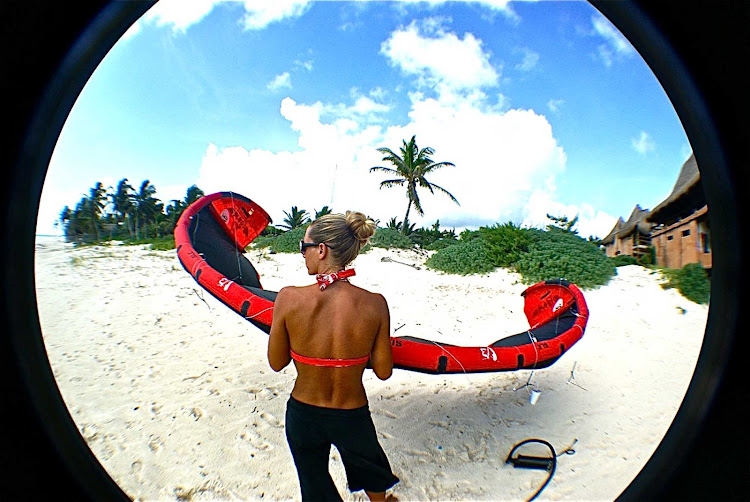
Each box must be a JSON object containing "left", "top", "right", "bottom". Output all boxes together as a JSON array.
[{"left": 35, "top": 237, "right": 706, "bottom": 501}]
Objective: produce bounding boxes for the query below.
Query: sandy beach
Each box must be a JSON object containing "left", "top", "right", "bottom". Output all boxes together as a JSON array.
[{"left": 34, "top": 237, "right": 706, "bottom": 501}]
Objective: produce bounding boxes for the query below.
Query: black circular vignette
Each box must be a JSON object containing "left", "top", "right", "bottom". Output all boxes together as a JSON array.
[{"left": 2, "top": 1, "right": 747, "bottom": 500}]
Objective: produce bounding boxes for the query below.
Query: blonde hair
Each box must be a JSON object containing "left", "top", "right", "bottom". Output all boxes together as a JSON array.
[{"left": 308, "top": 211, "right": 377, "bottom": 268}]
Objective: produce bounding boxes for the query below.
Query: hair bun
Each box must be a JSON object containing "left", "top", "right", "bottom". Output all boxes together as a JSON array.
[{"left": 345, "top": 211, "right": 377, "bottom": 244}]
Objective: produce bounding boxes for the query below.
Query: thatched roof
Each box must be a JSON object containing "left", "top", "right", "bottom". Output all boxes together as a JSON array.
[
  {"left": 648, "top": 153, "right": 704, "bottom": 223},
  {"left": 601, "top": 217, "right": 624, "bottom": 245},
  {"left": 601, "top": 205, "right": 653, "bottom": 245}
]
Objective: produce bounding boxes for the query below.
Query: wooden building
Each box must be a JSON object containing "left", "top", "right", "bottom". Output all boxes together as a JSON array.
[
  {"left": 601, "top": 205, "right": 653, "bottom": 260},
  {"left": 647, "top": 153, "right": 711, "bottom": 271}
]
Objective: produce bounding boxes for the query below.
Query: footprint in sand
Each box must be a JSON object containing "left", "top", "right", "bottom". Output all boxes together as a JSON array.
[
  {"left": 258, "top": 411, "right": 283, "bottom": 428},
  {"left": 428, "top": 420, "right": 450, "bottom": 429},
  {"left": 80, "top": 423, "right": 99, "bottom": 443},
  {"left": 239, "top": 429, "right": 272, "bottom": 451},
  {"left": 463, "top": 442, "right": 486, "bottom": 461},
  {"left": 375, "top": 409, "right": 398, "bottom": 419},
  {"left": 189, "top": 407, "right": 205, "bottom": 421},
  {"left": 259, "top": 387, "right": 280, "bottom": 399},
  {"left": 130, "top": 459, "right": 144, "bottom": 481},
  {"left": 148, "top": 435, "right": 165, "bottom": 452}
]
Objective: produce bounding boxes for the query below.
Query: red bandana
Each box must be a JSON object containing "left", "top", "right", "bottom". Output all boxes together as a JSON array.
[{"left": 316, "top": 269, "right": 356, "bottom": 290}]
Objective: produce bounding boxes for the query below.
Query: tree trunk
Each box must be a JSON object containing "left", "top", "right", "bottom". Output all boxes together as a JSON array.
[{"left": 402, "top": 202, "right": 411, "bottom": 235}]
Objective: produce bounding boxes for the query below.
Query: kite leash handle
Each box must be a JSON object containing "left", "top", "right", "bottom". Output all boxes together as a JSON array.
[{"left": 506, "top": 438, "right": 576, "bottom": 501}]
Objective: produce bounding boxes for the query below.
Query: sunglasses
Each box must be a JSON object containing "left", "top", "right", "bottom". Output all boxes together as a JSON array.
[{"left": 300, "top": 240, "right": 333, "bottom": 255}]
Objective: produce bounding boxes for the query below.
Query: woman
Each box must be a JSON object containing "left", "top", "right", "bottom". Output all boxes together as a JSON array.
[{"left": 268, "top": 211, "right": 399, "bottom": 502}]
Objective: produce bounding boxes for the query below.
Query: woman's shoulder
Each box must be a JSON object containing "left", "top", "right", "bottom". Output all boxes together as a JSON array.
[
  {"left": 276, "top": 284, "right": 316, "bottom": 304},
  {"left": 350, "top": 285, "right": 388, "bottom": 308}
]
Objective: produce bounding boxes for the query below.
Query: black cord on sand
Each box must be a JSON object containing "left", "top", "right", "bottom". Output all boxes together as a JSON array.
[{"left": 506, "top": 438, "right": 577, "bottom": 501}]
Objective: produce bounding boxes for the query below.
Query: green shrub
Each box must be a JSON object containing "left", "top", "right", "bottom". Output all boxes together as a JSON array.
[
  {"left": 408, "top": 221, "right": 457, "bottom": 248},
  {"left": 458, "top": 228, "right": 482, "bottom": 242},
  {"left": 425, "top": 238, "right": 459, "bottom": 251},
  {"left": 251, "top": 234, "right": 277, "bottom": 249},
  {"left": 662, "top": 263, "right": 710, "bottom": 304},
  {"left": 478, "top": 222, "right": 531, "bottom": 268},
  {"left": 639, "top": 246, "right": 655, "bottom": 266},
  {"left": 261, "top": 224, "right": 284, "bottom": 236},
  {"left": 425, "top": 238, "right": 495, "bottom": 275},
  {"left": 612, "top": 255, "right": 639, "bottom": 267},
  {"left": 269, "top": 226, "right": 307, "bottom": 253},
  {"left": 125, "top": 235, "right": 173, "bottom": 250},
  {"left": 369, "top": 227, "right": 414, "bottom": 249},
  {"left": 512, "top": 229, "right": 615, "bottom": 288},
  {"left": 149, "top": 237, "right": 175, "bottom": 251}
]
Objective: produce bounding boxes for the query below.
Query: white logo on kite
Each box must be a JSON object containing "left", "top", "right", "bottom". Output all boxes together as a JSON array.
[
  {"left": 218, "top": 277, "right": 234, "bottom": 292},
  {"left": 480, "top": 347, "right": 497, "bottom": 361},
  {"left": 553, "top": 298, "right": 564, "bottom": 312},
  {"left": 220, "top": 209, "right": 231, "bottom": 223}
]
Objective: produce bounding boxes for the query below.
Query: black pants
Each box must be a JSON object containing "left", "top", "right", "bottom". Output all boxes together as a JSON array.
[{"left": 285, "top": 396, "right": 399, "bottom": 501}]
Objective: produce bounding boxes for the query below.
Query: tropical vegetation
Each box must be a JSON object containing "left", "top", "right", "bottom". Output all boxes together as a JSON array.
[
  {"left": 660, "top": 262, "right": 711, "bottom": 304},
  {"left": 370, "top": 135, "right": 459, "bottom": 234},
  {"left": 424, "top": 220, "right": 617, "bottom": 288},
  {"left": 62, "top": 155, "right": 709, "bottom": 302},
  {"left": 58, "top": 179, "right": 204, "bottom": 246}
]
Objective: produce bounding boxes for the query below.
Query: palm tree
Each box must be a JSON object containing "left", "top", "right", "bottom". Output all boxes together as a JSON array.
[
  {"left": 184, "top": 184, "right": 204, "bottom": 206},
  {"left": 133, "top": 180, "right": 158, "bottom": 239},
  {"left": 66, "top": 197, "right": 92, "bottom": 241},
  {"left": 166, "top": 185, "right": 205, "bottom": 231},
  {"left": 370, "top": 135, "right": 459, "bottom": 234},
  {"left": 386, "top": 217, "right": 401, "bottom": 232},
  {"left": 546, "top": 213, "right": 579, "bottom": 235},
  {"left": 315, "top": 205, "right": 333, "bottom": 219},
  {"left": 87, "top": 182, "right": 107, "bottom": 241},
  {"left": 58, "top": 206, "right": 71, "bottom": 230},
  {"left": 280, "top": 206, "right": 310, "bottom": 230},
  {"left": 111, "top": 178, "right": 134, "bottom": 236}
]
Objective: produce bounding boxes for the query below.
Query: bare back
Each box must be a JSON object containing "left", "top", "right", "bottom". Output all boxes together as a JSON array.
[{"left": 268, "top": 281, "right": 393, "bottom": 409}]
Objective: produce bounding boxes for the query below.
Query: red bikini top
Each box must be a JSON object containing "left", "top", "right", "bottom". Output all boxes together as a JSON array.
[
  {"left": 294, "top": 269, "right": 367, "bottom": 367},
  {"left": 290, "top": 348, "right": 370, "bottom": 368}
]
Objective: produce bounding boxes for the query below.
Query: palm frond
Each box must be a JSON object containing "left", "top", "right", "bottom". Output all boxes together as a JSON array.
[
  {"left": 369, "top": 166, "right": 398, "bottom": 174},
  {"left": 427, "top": 182, "right": 460, "bottom": 205},
  {"left": 370, "top": 135, "right": 459, "bottom": 227},
  {"left": 421, "top": 161, "right": 455, "bottom": 173},
  {"left": 379, "top": 179, "right": 405, "bottom": 189}
]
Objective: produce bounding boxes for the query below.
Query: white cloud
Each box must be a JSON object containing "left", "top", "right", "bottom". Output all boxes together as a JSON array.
[
  {"left": 514, "top": 47, "right": 539, "bottom": 72},
  {"left": 524, "top": 190, "right": 617, "bottom": 239},
  {"left": 591, "top": 14, "right": 635, "bottom": 67},
  {"left": 194, "top": 87, "right": 605, "bottom": 235},
  {"left": 592, "top": 16, "right": 635, "bottom": 56},
  {"left": 267, "top": 72, "right": 292, "bottom": 91},
  {"left": 240, "top": 0, "right": 312, "bottom": 30},
  {"left": 547, "top": 98, "right": 564, "bottom": 114},
  {"left": 322, "top": 91, "right": 391, "bottom": 121},
  {"left": 126, "top": 0, "right": 311, "bottom": 37},
  {"left": 393, "top": 0, "right": 519, "bottom": 23},
  {"left": 137, "top": 0, "right": 221, "bottom": 35},
  {"left": 632, "top": 131, "right": 655, "bottom": 155},
  {"left": 380, "top": 21, "right": 499, "bottom": 93},
  {"left": 294, "top": 58, "right": 314, "bottom": 72},
  {"left": 194, "top": 19, "right": 614, "bottom": 239},
  {"left": 350, "top": 96, "right": 391, "bottom": 115}
]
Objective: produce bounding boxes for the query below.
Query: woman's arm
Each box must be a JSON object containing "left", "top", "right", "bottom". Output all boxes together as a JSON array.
[
  {"left": 369, "top": 294, "right": 393, "bottom": 380},
  {"left": 268, "top": 287, "right": 292, "bottom": 371}
]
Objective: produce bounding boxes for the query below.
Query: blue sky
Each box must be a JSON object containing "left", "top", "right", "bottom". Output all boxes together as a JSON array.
[{"left": 39, "top": 0, "right": 692, "bottom": 239}]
